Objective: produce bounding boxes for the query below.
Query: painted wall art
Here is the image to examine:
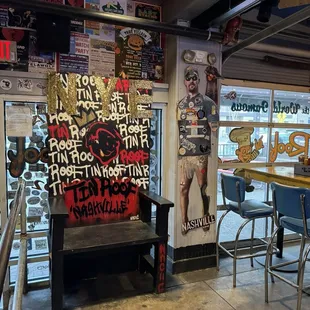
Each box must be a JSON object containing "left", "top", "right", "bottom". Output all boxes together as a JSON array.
[
  {"left": 47, "top": 73, "right": 153, "bottom": 226},
  {"left": 177, "top": 57, "right": 220, "bottom": 236}
]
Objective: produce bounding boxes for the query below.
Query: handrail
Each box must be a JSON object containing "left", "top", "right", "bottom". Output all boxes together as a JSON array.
[{"left": 0, "top": 179, "right": 27, "bottom": 310}]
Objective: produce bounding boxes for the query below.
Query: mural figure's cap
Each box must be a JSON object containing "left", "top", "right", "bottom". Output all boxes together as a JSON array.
[
  {"left": 185, "top": 66, "right": 199, "bottom": 79},
  {"left": 229, "top": 127, "right": 254, "bottom": 148}
]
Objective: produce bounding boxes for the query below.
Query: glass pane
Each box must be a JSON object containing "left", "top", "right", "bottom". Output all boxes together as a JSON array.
[
  {"left": 217, "top": 169, "right": 267, "bottom": 205},
  {"left": 272, "top": 90, "right": 310, "bottom": 124},
  {"left": 10, "top": 237, "right": 48, "bottom": 259},
  {"left": 220, "top": 85, "right": 271, "bottom": 122},
  {"left": 269, "top": 128, "right": 310, "bottom": 163},
  {"left": 10, "top": 260, "right": 49, "bottom": 284},
  {"left": 218, "top": 127, "right": 268, "bottom": 163},
  {"left": 149, "top": 109, "right": 162, "bottom": 195},
  {"left": 5, "top": 102, "right": 49, "bottom": 232}
]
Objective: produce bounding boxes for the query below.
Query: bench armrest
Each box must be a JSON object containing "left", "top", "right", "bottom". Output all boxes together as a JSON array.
[
  {"left": 48, "top": 196, "right": 69, "bottom": 219},
  {"left": 139, "top": 191, "right": 174, "bottom": 209},
  {"left": 139, "top": 191, "right": 173, "bottom": 237}
]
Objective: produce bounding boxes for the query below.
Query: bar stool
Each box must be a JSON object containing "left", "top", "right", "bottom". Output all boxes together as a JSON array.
[
  {"left": 216, "top": 173, "right": 274, "bottom": 287},
  {"left": 265, "top": 182, "right": 310, "bottom": 310}
]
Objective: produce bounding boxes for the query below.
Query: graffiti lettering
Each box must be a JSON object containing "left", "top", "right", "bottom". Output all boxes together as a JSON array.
[{"left": 157, "top": 243, "right": 166, "bottom": 293}]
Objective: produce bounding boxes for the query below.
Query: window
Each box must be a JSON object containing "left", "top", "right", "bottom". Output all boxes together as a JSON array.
[{"left": 218, "top": 81, "right": 310, "bottom": 240}]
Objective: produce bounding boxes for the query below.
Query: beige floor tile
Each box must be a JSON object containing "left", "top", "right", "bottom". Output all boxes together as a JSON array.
[{"left": 78, "top": 282, "right": 235, "bottom": 310}]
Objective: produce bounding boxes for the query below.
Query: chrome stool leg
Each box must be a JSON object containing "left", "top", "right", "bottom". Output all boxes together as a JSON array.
[
  {"left": 216, "top": 210, "right": 230, "bottom": 271},
  {"left": 233, "top": 218, "right": 252, "bottom": 288},
  {"left": 297, "top": 244, "right": 310, "bottom": 310},
  {"left": 297, "top": 235, "right": 306, "bottom": 286},
  {"left": 250, "top": 219, "right": 255, "bottom": 268},
  {"left": 265, "top": 226, "right": 280, "bottom": 303}
]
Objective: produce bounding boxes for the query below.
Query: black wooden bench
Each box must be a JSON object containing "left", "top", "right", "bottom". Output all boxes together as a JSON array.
[{"left": 48, "top": 191, "right": 174, "bottom": 310}]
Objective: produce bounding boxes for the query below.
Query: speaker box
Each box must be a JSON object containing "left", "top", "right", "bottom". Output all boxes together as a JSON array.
[{"left": 36, "top": 12, "right": 71, "bottom": 53}]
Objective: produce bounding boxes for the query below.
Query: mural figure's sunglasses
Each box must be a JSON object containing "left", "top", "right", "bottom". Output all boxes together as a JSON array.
[{"left": 185, "top": 75, "right": 198, "bottom": 81}]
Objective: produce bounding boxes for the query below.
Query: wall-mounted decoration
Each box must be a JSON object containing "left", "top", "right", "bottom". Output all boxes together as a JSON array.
[
  {"left": 101, "top": 0, "right": 127, "bottom": 14},
  {"left": 177, "top": 64, "right": 219, "bottom": 236},
  {"left": 48, "top": 74, "right": 153, "bottom": 226},
  {"left": 222, "top": 16, "right": 243, "bottom": 46}
]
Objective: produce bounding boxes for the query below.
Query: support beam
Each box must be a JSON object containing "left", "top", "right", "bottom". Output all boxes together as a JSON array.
[
  {"left": 1, "top": 0, "right": 223, "bottom": 42},
  {"left": 191, "top": 0, "right": 265, "bottom": 29},
  {"left": 222, "top": 5, "right": 310, "bottom": 63}
]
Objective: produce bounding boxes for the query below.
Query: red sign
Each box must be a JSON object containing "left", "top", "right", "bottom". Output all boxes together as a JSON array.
[
  {"left": 0, "top": 40, "right": 17, "bottom": 63},
  {"left": 64, "top": 177, "right": 139, "bottom": 227}
]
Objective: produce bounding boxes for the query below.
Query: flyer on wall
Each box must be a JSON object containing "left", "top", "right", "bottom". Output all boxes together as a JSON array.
[
  {"left": 28, "top": 32, "right": 56, "bottom": 73},
  {"left": 65, "top": 0, "right": 85, "bottom": 33},
  {"left": 85, "top": 0, "right": 100, "bottom": 36},
  {"left": 115, "top": 26, "right": 147, "bottom": 79},
  {"left": 59, "top": 54, "right": 89, "bottom": 74},
  {"left": 70, "top": 32, "right": 90, "bottom": 56},
  {"left": 100, "top": 0, "right": 127, "bottom": 15},
  {"left": 2, "top": 8, "right": 36, "bottom": 30},
  {"left": 89, "top": 38, "right": 115, "bottom": 77}
]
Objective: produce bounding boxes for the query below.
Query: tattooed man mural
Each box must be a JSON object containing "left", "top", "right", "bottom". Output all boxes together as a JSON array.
[{"left": 177, "top": 66, "right": 219, "bottom": 235}]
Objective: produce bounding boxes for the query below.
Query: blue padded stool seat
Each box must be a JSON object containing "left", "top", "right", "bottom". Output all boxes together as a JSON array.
[
  {"left": 279, "top": 216, "right": 310, "bottom": 235},
  {"left": 229, "top": 200, "right": 273, "bottom": 218}
]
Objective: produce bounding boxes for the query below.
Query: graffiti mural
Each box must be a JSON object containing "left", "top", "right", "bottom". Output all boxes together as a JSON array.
[
  {"left": 48, "top": 73, "right": 152, "bottom": 226},
  {"left": 177, "top": 64, "right": 219, "bottom": 236}
]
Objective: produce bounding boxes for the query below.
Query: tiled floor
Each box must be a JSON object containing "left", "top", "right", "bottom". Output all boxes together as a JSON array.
[{"left": 22, "top": 244, "right": 310, "bottom": 310}]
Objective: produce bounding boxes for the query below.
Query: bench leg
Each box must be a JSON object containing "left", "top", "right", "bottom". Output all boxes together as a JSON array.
[
  {"left": 154, "top": 242, "right": 167, "bottom": 294},
  {"left": 51, "top": 253, "right": 64, "bottom": 310}
]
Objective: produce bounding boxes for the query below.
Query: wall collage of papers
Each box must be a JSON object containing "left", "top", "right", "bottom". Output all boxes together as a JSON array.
[
  {"left": 1, "top": 0, "right": 164, "bottom": 283},
  {"left": 0, "top": 0, "right": 164, "bottom": 81}
]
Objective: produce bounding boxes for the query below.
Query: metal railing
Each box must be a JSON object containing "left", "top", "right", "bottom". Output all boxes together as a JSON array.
[{"left": 0, "top": 179, "right": 27, "bottom": 310}]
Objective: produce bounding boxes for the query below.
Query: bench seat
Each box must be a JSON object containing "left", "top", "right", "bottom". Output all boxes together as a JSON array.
[{"left": 62, "top": 220, "right": 162, "bottom": 255}]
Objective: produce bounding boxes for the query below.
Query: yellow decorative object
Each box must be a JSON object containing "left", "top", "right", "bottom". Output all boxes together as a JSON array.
[
  {"left": 129, "top": 80, "right": 138, "bottom": 118},
  {"left": 94, "top": 76, "right": 118, "bottom": 117},
  {"left": 135, "top": 80, "right": 152, "bottom": 89},
  {"left": 47, "top": 72, "right": 77, "bottom": 115},
  {"left": 47, "top": 72, "right": 57, "bottom": 114}
]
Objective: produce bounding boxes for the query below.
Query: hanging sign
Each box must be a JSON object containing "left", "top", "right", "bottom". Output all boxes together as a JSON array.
[{"left": 0, "top": 40, "right": 17, "bottom": 63}]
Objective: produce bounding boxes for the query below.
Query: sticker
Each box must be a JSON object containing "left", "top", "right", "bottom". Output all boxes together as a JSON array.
[
  {"left": 8, "top": 191, "right": 16, "bottom": 199},
  {"left": 189, "top": 101, "right": 194, "bottom": 108},
  {"left": 34, "top": 239, "right": 47, "bottom": 250},
  {"left": 32, "top": 190, "right": 40, "bottom": 196},
  {"left": 0, "top": 79, "right": 12, "bottom": 90},
  {"left": 179, "top": 147, "right": 186, "bottom": 155},
  {"left": 197, "top": 110, "right": 205, "bottom": 119},
  {"left": 28, "top": 206, "right": 44, "bottom": 217},
  {"left": 13, "top": 242, "right": 20, "bottom": 250},
  {"left": 24, "top": 171, "right": 32, "bottom": 180},
  {"left": 40, "top": 200, "right": 48, "bottom": 208},
  {"left": 36, "top": 83, "right": 47, "bottom": 94},
  {"left": 200, "top": 145, "right": 209, "bottom": 153},
  {"left": 27, "top": 197, "right": 40, "bottom": 205},
  {"left": 17, "top": 79, "right": 33, "bottom": 92},
  {"left": 202, "top": 127, "right": 208, "bottom": 134},
  {"left": 195, "top": 97, "right": 202, "bottom": 104},
  {"left": 37, "top": 141, "right": 44, "bottom": 148},
  {"left": 180, "top": 125, "right": 187, "bottom": 133},
  {"left": 180, "top": 135, "right": 184, "bottom": 139},
  {"left": 178, "top": 101, "right": 184, "bottom": 109},
  {"left": 180, "top": 112, "right": 187, "bottom": 120},
  {"left": 40, "top": 192, "right": 48, "bottom": 201}
]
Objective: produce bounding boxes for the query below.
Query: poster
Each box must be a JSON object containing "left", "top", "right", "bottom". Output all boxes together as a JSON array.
[
  {"left": 85, "top": 0, "right": 100, "bottom": 36},
  {"left": 115, "top": 27, "right": 154, "bottom": 79},
  {"left": 0, "top": 7, "right": 8, "bottom": 27},
  {"left": 70, "top": 32, "right": 90, "bottom": 56},
  {"left": 0, "top": 28, "right": 29, "bottom": 71},
  {"left": 177, "top": 58, "right": 220, "bottom": 236},
  {"left": 134, "top": 2, "right": 161, "bottom": 22},
  {"left": 28, "top": 32, "right": 56, "bottom": 73},
  {"left": 100, "top": 0, "right": 127, "bottom": 15},
  {"left": 89, "top": 38, "right": 115, "bottom": 77},
  {"left": 65, "top": 0, "right": 85, "bottom": 33},
  {"left": 6, "top": 106, "right": 33, "bottom": 137},
  {"left": 100, "top": 23, "right": 115, "bottom": 41},
  {"left": 3, "top": 8, "right": 36, "bottom": 30},
  {"left": 59, "top": 54, "right": 89, "bottom": 74},
  {"left": 48, "top": 74, "right": 153, "bottom": 226}
]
